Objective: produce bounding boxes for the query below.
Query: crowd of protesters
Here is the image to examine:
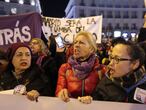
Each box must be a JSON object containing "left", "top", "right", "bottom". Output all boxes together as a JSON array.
[{"left": 0, "top": 21, "right": 146, "bottom": 104}]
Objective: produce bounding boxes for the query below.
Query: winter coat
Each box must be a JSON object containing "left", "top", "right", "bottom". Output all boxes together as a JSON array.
[
  {"left": 0, "top": 64, "right": 52, "bottom": 96},
  {"left": 56, "top": 59, "right": 106, "bottom": 98},
  {"left": 33, "top": 54, "right": 58, "bottom": 96},
  {"left": 92, "top": 67, "right": 146, "bottom": 104}
]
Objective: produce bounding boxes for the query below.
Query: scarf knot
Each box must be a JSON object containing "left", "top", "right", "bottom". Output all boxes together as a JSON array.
[{"left": 68, "top": 54, "right": 96, "bottom": 80}]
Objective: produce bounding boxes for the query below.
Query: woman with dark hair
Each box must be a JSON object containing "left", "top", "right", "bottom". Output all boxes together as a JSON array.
[
  {"left": 0, "top": 43, "right": 52, "bottom": 100},
  {"left": 79, "top": 41, "right": 146, "bottom": 104}
]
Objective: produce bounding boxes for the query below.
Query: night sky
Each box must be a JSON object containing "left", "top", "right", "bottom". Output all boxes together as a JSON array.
[{"left": 40, "top": 0, "right": 69, "bottom": 17}]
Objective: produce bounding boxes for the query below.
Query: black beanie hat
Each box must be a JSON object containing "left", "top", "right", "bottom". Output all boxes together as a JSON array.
[{"left": 7, "top": 43, "right": 32, "bottom": 61}]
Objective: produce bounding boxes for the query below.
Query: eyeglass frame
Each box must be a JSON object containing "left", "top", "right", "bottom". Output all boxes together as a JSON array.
[{"left": 109, "top": 55, "right": 133, "bottom": 64}]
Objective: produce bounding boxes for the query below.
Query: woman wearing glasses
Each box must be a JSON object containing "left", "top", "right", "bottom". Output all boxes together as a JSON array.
[
  {"left": 29, "top": 38, "right": 58, "bottom": 96},
  {"left": 79, "top": 41, "right": 146, "bottom": 104}
]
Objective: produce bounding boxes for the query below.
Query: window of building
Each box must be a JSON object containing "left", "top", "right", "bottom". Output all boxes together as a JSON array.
[
  {"left": 10, "top": 0, "right": 18, "bottom": 3},
  {"left": 106, "top": 23, "right": 113, "bottom": 31},
  {"left": 107, "top": 11, "right": 113, "bottom": 18},
  {"left": 131, "top": 11, "right": 137, "bottom": 18},
  {"left": 99, "top": 10, "right": 104, "bottom": 18},
  {"left": 115, "top": 11, "right": 121, "bottom": 18},
  {"left": 79, "top": 0, "right": 85, "bottom": 6},
  {"left": 122, "top": 0, "right": 130, "bottom": 8},
  {"left": 131, "top": 23, "right": 137, "bottom": 30},
  {"left": 90, "top": 9, "right": 96, "bottom": 16},
  {"left": 79, "top": 9, "right": 85, "bottom": 17},
  {"left": 97, "top": 0, "right": 104, "bottom": 7},
  {"left": 131, "top": 5, "right": 137, "bottom": 8},
  {"left": 0, "top": 9, "right": 6, "bottom": 15},
  {"left": 131, "top": 0, "right": 138, "bottom": 8},
  {"left": 102, "top": 26, "right": 105, "bottom": 32},
  {"left": 0, "top": 6, "right": 6, "bottom": 15},
  {"left": 115, "top": 23, "right": 121, "bottom": 30},
  {"left": 123, "top": 23, "right": 129, "bottom": 30},
  {"left": 24, "top": 0, "right": 30, "bottom": 5},
  {"left": 91, "top": 0, "right": 96, "bottom": 6},
  {"left": 99, "top": 3, "right": 104, "bottom": 7},
  {"left": 115, "top": 4, "right": 121, "bottom": 8},
  {"left": 106, "top": 23, "right": 113, "bottom": 37},
  {"left": 123, "top": 11, "right": 129, "bottom": 18},
  {"left": 123, "top": 4, "right": 129, "bottom": 8},
  {"left": 106, "top": 0, "right": 113, "bottom": 7}
]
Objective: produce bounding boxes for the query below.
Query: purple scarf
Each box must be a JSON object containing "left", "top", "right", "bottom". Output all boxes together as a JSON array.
[{"left": 68, "top": 54, "right": 96, "bottom": 80}]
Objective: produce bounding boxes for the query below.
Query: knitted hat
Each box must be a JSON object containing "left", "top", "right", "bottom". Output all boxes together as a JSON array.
[{"left": 7, "top": 43, "right": 32, "bottom": 61}]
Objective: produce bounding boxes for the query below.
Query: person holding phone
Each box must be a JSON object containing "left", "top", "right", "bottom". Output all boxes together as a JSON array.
[{"left": 55, "top": 33, "right": 65, "bottom": 48}]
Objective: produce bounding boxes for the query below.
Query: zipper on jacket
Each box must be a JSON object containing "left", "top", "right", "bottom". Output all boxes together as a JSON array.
[{"left": 82, "top": 80, "right": 85, "bottom": 96}]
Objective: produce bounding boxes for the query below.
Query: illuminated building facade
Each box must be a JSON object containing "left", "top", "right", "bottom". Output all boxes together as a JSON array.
[
  {"left": 65, "top": 0, "right": 146, "bottom": 38},
  {"left": 0, "top": 0, "right": 41, "bottom": 15}
]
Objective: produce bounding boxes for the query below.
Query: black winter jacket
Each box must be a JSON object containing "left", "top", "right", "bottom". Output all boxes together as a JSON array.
[{"left": 0, "top": 64, "right": 52, "bottom": 96}]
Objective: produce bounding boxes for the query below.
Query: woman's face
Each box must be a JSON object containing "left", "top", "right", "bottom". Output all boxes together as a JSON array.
[
  {"left": 12, "top": 47, "right": 31, "bottom": 74},
  {"left": 29, "top": 39, "right": 41, "bottom": 54},
  {"left": 73, "top": 35, "right": 93, "bottom": 61},
  {"left": 109, "top": 44, "right": 137, "bottom": 78}
]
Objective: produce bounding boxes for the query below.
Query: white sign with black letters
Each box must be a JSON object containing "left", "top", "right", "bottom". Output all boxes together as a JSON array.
[{"left": 42, "top": 16, "right": 102, "bottom": 44}]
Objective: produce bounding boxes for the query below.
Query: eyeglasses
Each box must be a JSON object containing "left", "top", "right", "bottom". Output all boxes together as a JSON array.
[{"left": 109, "top": 55, "right": 133, "bottom": 64}]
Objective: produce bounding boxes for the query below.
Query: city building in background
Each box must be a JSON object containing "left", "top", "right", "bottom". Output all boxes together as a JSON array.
[
  {"left": 0, "top": 0, "right": 41, "bottom": 15},
  {"left": 65, "top": 0, "right": 146, "bottom": 40}
]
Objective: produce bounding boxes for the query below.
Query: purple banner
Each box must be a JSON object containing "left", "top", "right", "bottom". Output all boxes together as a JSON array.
[{"left": 0, "top": 12, "right": 42, "bottom": 49}]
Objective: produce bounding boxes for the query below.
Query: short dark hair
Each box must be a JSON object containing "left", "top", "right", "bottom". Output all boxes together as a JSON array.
[
  {"left": 111, "top": 37, "right": 126, "bottom": 47},
  {"left": 116, "top": 41, "right": 145, "bottom": 68}
]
